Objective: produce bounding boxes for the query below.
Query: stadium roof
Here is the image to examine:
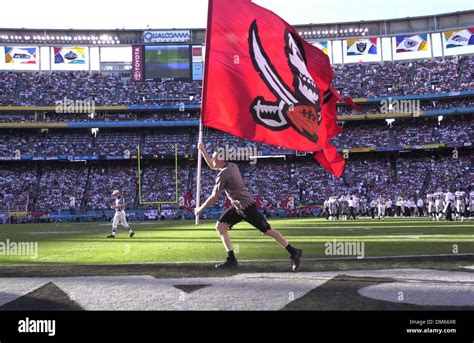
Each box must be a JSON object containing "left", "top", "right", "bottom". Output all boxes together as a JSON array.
[{"left": 0, "top": 10, "right": 473, "bottom": 45}]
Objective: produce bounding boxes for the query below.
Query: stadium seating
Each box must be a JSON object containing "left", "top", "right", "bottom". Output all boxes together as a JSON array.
[{"left": 0, "top": 54, "right": 472, "bottom": 219}]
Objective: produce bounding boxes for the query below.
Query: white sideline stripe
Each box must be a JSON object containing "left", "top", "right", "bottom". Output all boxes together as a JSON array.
[
  {"left": 124, "top": 252, "right": 474, "bottom": 264},
  {"left": 25, "top": 231, "right": 474, "bottom": 238},
  {"left": 177, "top": 253, "right": 474, "bottom": 264},
  {"left": 4, "top": 253, "right": 473, "bottom": 267},
  {"left": 96, "top": 222, "right": 158, "bottom": 226},
  {"left": 26, "top": 225, "right": 474, "bottom": 235},
  {"left": 27, "top": 230, "right": 105, "bottom": 235}
]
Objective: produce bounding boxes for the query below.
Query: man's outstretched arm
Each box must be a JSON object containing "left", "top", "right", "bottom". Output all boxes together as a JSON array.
[
  {"left": 195, "top": 173, "right": 226, "bottom": 215},
  {"left": 198, "top": 142, "right": 219, "bottom": 170},
  {"left": 195, "top": 189, "right": 219, "bottom": 215}
]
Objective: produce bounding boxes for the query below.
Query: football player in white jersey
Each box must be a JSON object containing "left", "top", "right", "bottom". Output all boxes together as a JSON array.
[
  {"left": 377, "top": 196, "right": 386, "bottom": 220},
  {"left": 416, "top": 197, "right": 424, "bottom": 217},
  {"left": 323, "top": 199, "right": 330, "bottom": 220},
  {"left": 444, "top": 190, "right": 455, "bottom": 221},
  {"left": 403, "top": 198, "right": 411, "bottom": 217},
  {"left": 395, "top": 196, "right": 403, "bottom": 217},
  {"left": 385, "top": 198, "right": 393, "bottom": 217},
  {"left": 339, "top": 195, "right": 349, "bottom": 220},
  {"left": 434, "top": 193, "right": 444, "bottom": 221},
  {"left": 328, "top": 196, "right": 339, "bottom": 221},
  {"left": 348, "top": 196, "right": 356, "bottom": 220},
  {"left": 107, "top": 190, "right": 135, "bottom": 238},
  {"left": 455, "top": 191, "right": 466, "bottom": 222},
  {"left": 469, "top": 189, "right": 474, "bottom": 219}
]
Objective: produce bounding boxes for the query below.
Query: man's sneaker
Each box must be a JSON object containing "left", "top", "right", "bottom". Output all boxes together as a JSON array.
[
  {"left": 107, "top": 234, "right": 115, "bottom": 239},
  {"left": 129, "top": 231, "right": 135, "bottom": 238},
  {"left": 215, "top": 258, "right": 238, "bottom": 269},
  {"left": 290, "top": 248, "right": 303, "bottom": 272}
]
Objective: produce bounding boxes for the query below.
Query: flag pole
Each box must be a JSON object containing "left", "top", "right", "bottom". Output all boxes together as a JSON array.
[
  {"left": 195, "top": 118, "right": 203, "bottom": 225},
  {"left": 195, "top": 0, "right": 214, "bottom": 225}
]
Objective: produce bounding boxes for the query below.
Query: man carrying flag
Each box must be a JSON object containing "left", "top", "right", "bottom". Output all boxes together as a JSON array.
[
  {"left": 195, "top": 0, "right": 357, "bottom": 266},
  {"left": 194, "top": 143, "right": 302, "bottom": 271}
]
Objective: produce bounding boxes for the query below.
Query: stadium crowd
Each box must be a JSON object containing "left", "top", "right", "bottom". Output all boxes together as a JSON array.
[
  {"left": 0, "top": 55, "right": 472, "bottom": 222},
  {"left": 0, "top": 152, "right": 471, "bottom": 219},
  {"left": 0, "top": 71, "right": 202, "bottom": 106},
  {"left": 333, "top": 55, "right": 473, "bottom": 98},
  {"left": 0, "top": 56, "right": 472, "bottom": 108},
  {"left": 0, "top": 116, "right": 471, "bottom": 159}
]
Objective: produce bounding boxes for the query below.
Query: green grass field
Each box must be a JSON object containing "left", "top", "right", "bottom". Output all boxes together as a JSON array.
[{"left": 0, "top": 218, "right": 473, "bottom": 265}]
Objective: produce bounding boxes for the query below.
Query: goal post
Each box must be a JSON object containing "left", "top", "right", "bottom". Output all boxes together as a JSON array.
[{"left": 137, "top": 144, "right": 179, "bottom": 210}]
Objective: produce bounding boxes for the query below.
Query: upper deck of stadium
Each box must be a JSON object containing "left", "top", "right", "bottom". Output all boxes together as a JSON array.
[{"left": 0, "top": 10, "right": 473, "bottom": 45}]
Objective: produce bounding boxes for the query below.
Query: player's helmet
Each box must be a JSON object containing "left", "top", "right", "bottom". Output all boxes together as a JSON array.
[{"left": 112, "top": 190, "right": 120, "bottom": 196}]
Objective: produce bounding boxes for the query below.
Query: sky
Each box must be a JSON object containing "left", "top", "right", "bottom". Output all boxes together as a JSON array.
[{"left": 1, "top": 0, "right": 472, "bottom": 30}]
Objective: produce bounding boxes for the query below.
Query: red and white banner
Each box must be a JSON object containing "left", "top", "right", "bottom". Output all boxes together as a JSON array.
[
  {"left": 280, "top": 196, "right": 295, "bottom": 210},
  {"left": 132, "top": 45, "right": 144, "bottom": 82},
  {"left": 202, "top": 0, "right": 351, "bottom": 177},
  {"left": 256, "top": 195, "right": 275, "bottom": 210},
  {"left": 179, "top": 191, "right": 195, "bottom": 212}
]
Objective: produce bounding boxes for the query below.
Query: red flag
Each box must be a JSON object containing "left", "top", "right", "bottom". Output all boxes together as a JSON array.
[{"left": 203, "top": 0, "right": 346, "bottom": 177}]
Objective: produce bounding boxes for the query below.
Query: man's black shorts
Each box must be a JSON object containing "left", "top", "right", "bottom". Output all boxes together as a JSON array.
[{"left": 218, "top": 203, "right": 271, "bottom": 233}]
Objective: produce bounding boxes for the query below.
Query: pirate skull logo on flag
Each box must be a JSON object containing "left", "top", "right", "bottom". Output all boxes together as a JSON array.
[{"left": 248, "top": 20, "right": 321, "bottom": 144}]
